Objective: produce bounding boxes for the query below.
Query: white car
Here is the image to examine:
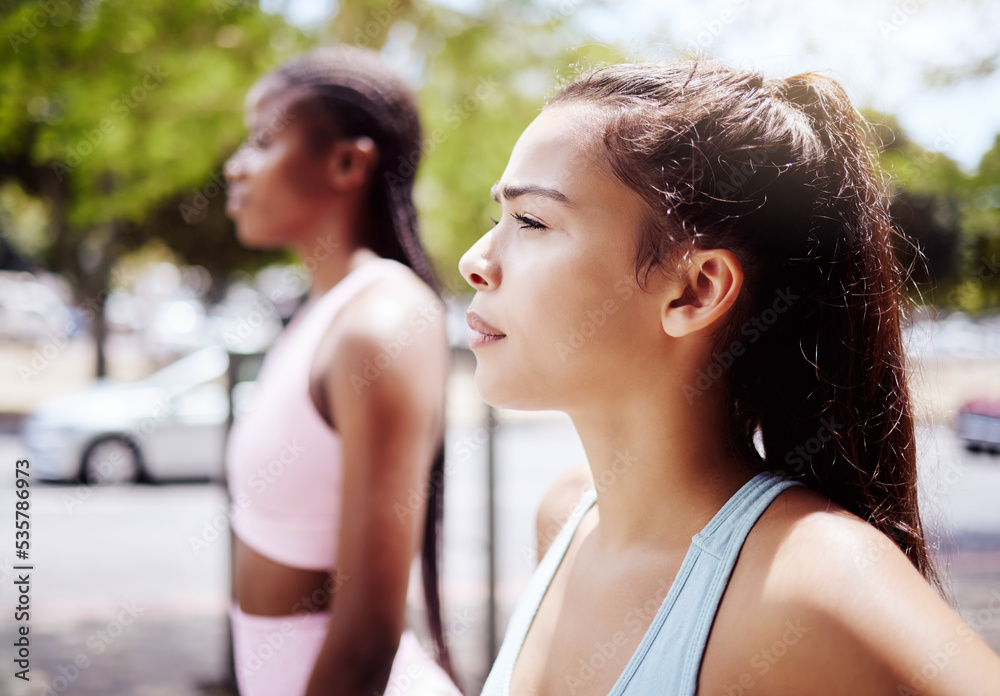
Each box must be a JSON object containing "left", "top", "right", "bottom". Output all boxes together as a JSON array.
[{"left": 22, "top": 346, "right": 256, "bottom": 484}]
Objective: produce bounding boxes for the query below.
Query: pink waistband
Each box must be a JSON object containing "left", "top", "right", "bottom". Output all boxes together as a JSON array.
[{"left": 229, "top": 603, "right": 462, "bottom": 696}]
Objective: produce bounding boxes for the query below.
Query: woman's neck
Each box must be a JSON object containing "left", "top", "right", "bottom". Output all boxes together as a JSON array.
[
  {"left": 301, "top": 245, "right": 380, "bottom": 301},
  {"left": 292, "top": 198, "right": 380, "bottom": 301},
  {"left": 566, "top": 382, "right": 757, "bottom": 554}
]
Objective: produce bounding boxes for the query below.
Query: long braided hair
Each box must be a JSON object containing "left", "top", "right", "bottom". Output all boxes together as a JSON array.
[{"left": 270, "top": 46, "right": 455, "bottom": 677}]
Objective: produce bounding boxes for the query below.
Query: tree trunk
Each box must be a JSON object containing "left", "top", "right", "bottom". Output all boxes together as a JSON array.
[{"left": 80, "top": 218, "right": 120, "bottom": 379}]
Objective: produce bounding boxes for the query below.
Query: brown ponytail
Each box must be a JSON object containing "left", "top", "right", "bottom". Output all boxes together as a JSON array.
[{"left": 550, "top": 63, "right": 941, "bottom": 592}]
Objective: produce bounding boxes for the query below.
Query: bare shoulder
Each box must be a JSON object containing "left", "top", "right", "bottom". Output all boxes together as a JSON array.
[
  {"left": 310, "top": 264, "right": 448, "bottom": 428},
  {"left": 752, "top": 485, "right": 932, "bottom": 612},
  {"left": 700, "top": 484, "right": 1000, "bottom": 695},
  {"left": 536, "top": 464, "right": 594, "bottom": 561},
  {"left": 336, "top": 264, "right": 447, "bottom": 344}
]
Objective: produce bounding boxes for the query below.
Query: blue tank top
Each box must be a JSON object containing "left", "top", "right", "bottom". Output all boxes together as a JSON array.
[{"left": 480, "top": 471, "right": 805, "bottom": 695}]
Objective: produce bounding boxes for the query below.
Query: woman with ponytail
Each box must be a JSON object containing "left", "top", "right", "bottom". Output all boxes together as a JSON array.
[
  {"left": 223, "top": 46, "right": 459, "bottom": 695},
  {"left": 461, "top": 62, "right": 1000, "bottom": 694}
]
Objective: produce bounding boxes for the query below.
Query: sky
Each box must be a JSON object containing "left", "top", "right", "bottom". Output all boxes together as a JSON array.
[
  {"left": 573, "top": 0, "right": 1000, "bottom": 173},
  {"left": 268, "top": 0, "right": 1000, "bottom": 173}
]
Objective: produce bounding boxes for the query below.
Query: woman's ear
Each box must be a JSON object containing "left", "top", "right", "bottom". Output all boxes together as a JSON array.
[
  {"left": 661, "top": 248, "right": 743, "bottom": 338},
  {"left": 326, "top": 136, "right": 378, "bottom": 193}
]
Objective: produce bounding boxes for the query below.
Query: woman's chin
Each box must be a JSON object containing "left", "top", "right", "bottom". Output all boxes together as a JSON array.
[
  {"left": 473, "top": 372, "right": 551, "bottom": 412},
  {"left": 232, "top": 221, "right": 256, "bottom": 248},
  {"left": 473, "top": 371, "right": 513, "bottom": 409},
  {"left": 234, "top": 224, "right": 283, "bottom": 251}
]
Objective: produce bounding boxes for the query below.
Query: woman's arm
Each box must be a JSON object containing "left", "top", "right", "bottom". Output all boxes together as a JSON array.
[{"left": 304, "top": 280, "right": 448, "bottom": 696}]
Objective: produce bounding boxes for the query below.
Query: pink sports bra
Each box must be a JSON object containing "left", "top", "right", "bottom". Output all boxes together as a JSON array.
[{"left": 226, "top": 258, "right": 414, "bottom": 571}]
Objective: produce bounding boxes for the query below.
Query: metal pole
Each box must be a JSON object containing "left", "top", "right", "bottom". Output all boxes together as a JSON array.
[{"left": 223, "top": 350, "right": 240, "bottom": 693}]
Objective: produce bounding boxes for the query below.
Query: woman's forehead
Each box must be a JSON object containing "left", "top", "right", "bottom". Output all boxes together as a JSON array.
[
  {"left": 243, "top": 76, "right": 296, "bottom": 128},
  {"left": 530, "top": 102, "right": 604, "bottom": 150},
  {"left": 501, "top": 104, "right": 610, "bottom": 198}
]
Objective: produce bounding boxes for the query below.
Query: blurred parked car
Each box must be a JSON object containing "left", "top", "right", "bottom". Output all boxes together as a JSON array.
[
  {"left": 955, "top": 398, "right": 1000, "bottom": 454},
  {"left": 22, "top": 346, "right": 260, "bottom": 483}
]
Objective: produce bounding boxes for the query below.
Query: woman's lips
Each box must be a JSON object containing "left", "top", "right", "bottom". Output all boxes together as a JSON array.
[
  {"left": 225, "top": 189, "right": 246, "bottom": 216},
  {"left": 466, "top": 310, "right": 506, "bottom": 350},
  {"left": 468, "top": 330, "right": 506, "bottom": 350}
]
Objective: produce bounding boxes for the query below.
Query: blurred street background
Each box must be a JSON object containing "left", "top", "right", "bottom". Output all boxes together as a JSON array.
[
  {"left": 2, "top": 0, "right": 1000, "bottom": 694},
  {"left": 2, "top": 340, "right": 1000, "bottom": 695}
]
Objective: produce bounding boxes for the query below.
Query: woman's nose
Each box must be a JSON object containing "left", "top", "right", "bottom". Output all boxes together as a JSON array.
[
  {"left": 224, "top": 145, "right": 248, "bottom": 182},
  {"left": 459, "top": 231, "right": 501, "bottom": 290}
]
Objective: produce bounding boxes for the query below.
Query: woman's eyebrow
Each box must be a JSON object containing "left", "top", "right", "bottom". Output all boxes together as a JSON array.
[{"left": 491, "top": 182, "right": 574, "bottom": 206}]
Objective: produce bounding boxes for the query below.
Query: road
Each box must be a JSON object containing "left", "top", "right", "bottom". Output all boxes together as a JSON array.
[{"left": 1, "top": 409, "right": 999, "bottom": 695}]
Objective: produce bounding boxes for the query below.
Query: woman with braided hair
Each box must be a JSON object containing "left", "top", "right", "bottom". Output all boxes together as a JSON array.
[
  {"left": 224, "top": 46, "right": 460, "bottom": 695},
  {"left": 461, "top": 62, "right": 1000, "bottom": 694}
]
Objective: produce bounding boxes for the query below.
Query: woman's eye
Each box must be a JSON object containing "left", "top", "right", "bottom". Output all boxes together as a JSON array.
[
  {"left": 248, "top": 132, "right": 270, "bottom": 149},
  {"left": 512, "top": 213, "right": 546, "bottom": 230}
]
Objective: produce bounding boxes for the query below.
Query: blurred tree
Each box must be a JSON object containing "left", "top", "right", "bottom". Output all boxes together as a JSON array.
[
  {"left": 866, "top": 110, "right": 1000, "bottom": 313},
  {"left": 866, "top": 111, "right": 973, "bottom": 308},
  {"left": 0, "top": 0, "right": 307, "bottom": 375},
  {"left": 954, "top": 135, "right": 1000, "bottom": 311},
  {"left": 0, "top": 230, "right": 37, "bottom": 272}
]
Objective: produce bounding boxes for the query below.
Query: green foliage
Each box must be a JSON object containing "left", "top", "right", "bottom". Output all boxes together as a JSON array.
[
  {"left": 955, "top": 135, "right": 1000, "bottom": 311},
  {"left": 2, "top": 0, "right": 304, "bottom": 228},
  {"left": 0, "top": 0, "right": 313, "bottom": 318},
  {"left": 866, "top": 110, "right": 1000, "bottom": 312}
]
